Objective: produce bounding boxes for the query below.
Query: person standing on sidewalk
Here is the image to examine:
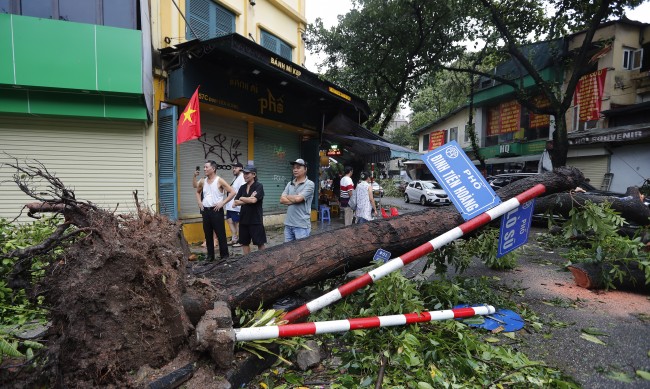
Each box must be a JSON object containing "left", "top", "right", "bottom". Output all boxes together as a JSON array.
[
  {"left": 225, "top": 162, "right": 245, "bottom": 247},
  {"left": 280, "top": 158, "right": 315, "bottom": 242},
  {"left": 355, "top": 171, "right": 377, "bottom": 224},
  {"left": 339, "top": 166, "right": 354, "bottom": 226},
  {"left": 196, "top": 160, "right": 236, "bottom": 261},
  {"left": 193, "top": 166, "right": 216, "bottom": 248},
  {"left": 234, "top": 165, "right": 266, "bottom": 254}
]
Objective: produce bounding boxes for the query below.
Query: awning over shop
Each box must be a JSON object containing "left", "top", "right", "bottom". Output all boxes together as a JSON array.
[
  {"left": 323, "top": 114, "right": 421, "bottom": 163},
  {"left": 161, "top": 34, "right": 370, "bottom": 131}
]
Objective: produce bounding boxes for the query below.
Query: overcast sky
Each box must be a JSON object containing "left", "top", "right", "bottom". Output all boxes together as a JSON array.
[{"left": 304, "top": 0, "right": 650, "bottom": 69}]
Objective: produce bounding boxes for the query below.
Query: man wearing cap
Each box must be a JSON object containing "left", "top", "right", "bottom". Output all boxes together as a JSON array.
[
  {"left": 234, "top": 165, "right": 266, "bottom": 254},
  {"left": 280, "top": 158, "right": 315, "bottom": 242},
  {"left": 225, "top": 162, "right": 245, "bottom": 247}
]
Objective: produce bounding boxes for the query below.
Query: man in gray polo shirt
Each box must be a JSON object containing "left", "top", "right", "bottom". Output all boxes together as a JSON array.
[{"left": 280, "top": 158, "right": 315, "bottom": 242}]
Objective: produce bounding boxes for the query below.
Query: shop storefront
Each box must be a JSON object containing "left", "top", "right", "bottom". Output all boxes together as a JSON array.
[{"left": 158, "top": 34, "right": 370, "bottom": 240}]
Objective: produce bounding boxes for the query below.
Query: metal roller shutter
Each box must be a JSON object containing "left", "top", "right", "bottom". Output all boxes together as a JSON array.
[
  {"left": 567, "top": 155, "right": 609, "bottom": 189},
  {"left": 0, "top": 116, "right": 146, "bottom": 222},
  {"left": 254, "top": 126, "right": 300, "bottom": 213},
  {"left": 178, "top": 114, "right": 247, "bottom": 218}
]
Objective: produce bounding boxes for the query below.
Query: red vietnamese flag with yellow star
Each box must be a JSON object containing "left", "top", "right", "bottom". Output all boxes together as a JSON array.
[{"left": 177, "top": 86, "right": 201, "bottom": 144}]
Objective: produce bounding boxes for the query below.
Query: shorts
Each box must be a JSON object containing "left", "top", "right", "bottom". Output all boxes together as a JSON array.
[
  {"left": 226, "top": 210, "right": 240, "bottom": 222},
  {"left": 239, "top": 224, "right": 267, "bottom": 246}
]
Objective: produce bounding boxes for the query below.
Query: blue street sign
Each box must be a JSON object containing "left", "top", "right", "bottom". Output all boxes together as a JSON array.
[
  {"left": 497, "top": 199, "right": 535, "bottom": 258},
  {"left": 373, "top": 248, "right": 391, "bottom": 263},
  {"left": 422, "top": 141, "right": 501, "bottom": 220}
]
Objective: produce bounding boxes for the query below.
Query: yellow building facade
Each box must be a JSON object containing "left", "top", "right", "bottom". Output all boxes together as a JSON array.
[{"left": 148, "top": 0, "right": 369, "bottom": 243}]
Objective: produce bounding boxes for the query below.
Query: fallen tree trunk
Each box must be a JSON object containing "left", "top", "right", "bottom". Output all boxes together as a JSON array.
[
  {"left": 534, "top": 186, "right": 650, "bottom": 226},
  {"left": 186, "top": 166, "right": 587, "bottom": 312},
  {"left": 568, "top": 262, "right": 650, "bottom": 292}
]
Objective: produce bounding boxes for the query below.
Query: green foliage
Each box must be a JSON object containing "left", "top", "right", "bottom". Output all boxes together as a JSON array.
[
  {"left": 459, "top": 227, "right": 519, "bottom": 270},
  {"left": 542, "top": 201, "right": 650, "bottom": 289},
  {"left": 384, "top": 124, "right": 417, "bottom": 150},
  {"left": 0, "top": 216, "right": 59, "bottom": 363},
  {"left": 306, "top": 0, "right": 470, "bottom": 135},
  {"left": 258, "top": 272, "right": 578, "bottom": 388},
  {"left": 424, "top": 227, "right": 520, "bottom": 276},
  {"left": 425, "top": 243, "right": 470, "bottom": 277},
  {"left": 235, "top": 305, "right": 309, "bottom": 366},
  {"left": 377, "top": 178, "right": 401, "bottom": 198}
]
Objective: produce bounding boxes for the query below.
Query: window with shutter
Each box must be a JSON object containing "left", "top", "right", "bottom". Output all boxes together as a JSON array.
[
  {"left": 186, "top": 0, "right": 234, "bottom": 40},
  {"left": 261, "top": 30, "right": 292, "bottom": 61},
  {"left": 158, "top": 107, "right": 178, "bottom": 220}
]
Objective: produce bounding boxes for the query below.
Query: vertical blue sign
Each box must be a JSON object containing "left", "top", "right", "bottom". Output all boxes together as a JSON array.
[
  {"left": 373, "top": 248, "right": 392, "bottom": 263},
  {"left": 497, "top": 199, "right": 535, "bottom": 258},
  {"left": 422, "top": 141, "right": 501, "bottom": 220}
]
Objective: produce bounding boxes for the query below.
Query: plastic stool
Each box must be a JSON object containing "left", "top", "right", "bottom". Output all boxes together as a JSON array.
[{"left": 319, "top": 205, "right": 331, "bottom": 222}]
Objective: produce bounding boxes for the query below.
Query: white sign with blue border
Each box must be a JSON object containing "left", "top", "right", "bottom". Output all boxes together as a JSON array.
[
  {"left": 373, "top": 248, "right": 391, "bottom": 263},
  {"left": 497, "top": 199, "right": 535, "bottom": 258},
  {"left": 422, "top": 141, "right": 501, "bottom": 220}
]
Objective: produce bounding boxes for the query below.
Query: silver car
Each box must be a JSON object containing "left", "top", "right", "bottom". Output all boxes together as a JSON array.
[{"left": 404, "top": 180, "right": 451, "bottom": 206}]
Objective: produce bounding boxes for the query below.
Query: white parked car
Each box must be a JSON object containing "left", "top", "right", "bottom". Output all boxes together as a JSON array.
[{"left": 404, "top": 180, "right": 451, "bottom": 206}]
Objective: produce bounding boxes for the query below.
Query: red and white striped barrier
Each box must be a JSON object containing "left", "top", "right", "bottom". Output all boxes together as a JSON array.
[
  {"left": 283, "top": 184, "right": 545, "bottom": 322},
  {"left": 236, "top": 305, "right": 495, "bottom": 341}
]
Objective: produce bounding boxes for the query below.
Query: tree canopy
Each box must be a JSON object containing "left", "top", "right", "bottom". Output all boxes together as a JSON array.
[
  {"left": 307, "top": 0, "right": 647, "bottom": 165},
  {"left": 306, "top": 0, "right": 472, "bottom": 136}
]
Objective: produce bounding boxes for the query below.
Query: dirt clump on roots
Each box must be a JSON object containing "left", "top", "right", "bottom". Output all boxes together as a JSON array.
[{"left": 40, "top": 207, "right": 193, "bottom": 388}]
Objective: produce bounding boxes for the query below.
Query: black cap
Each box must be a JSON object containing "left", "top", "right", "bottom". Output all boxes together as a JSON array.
[
  {"left": 242, "top": 164, "right": 257, "bottom": 173},
  {"left": 233, "top": 162, "right": 243, "bottom": 168},
  {"left": 289, "top": 158, "right": 308, "bottom": 167}
]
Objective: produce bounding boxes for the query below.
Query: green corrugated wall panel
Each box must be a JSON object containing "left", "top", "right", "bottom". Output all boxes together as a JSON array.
[
  {"left": 104, "top": 95, "right": 147, "bottom": 120},
  {"left": 29, "top": 90, "right": 105, "bottom": 117},
  {"left": 0, "top": 88, "right": 146, "bottom": 120},
  {"left": 0, "top": 89, "right": 29, "bottom": 113},
  {"left": 13, "top": 17, "right": 96, "bottom": 89},
  {"left": 0, "top": 14, "right": 142, "bottom": 94},
  {"left": 96, "top": 27, "right": 142, "bottom": 93},
  {"left": 0, "top": 15, "right": 13, "bottom": 84}
]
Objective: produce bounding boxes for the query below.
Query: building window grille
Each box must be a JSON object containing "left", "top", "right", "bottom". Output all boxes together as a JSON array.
[
  {"left": 186, "top": 0, "right": 235, "bottom": 40},
  {"left": 261, "top": 30, "right": 292, "bottom": 61}
]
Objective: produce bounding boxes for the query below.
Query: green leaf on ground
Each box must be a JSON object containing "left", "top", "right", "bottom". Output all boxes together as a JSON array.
[
  {"left": 484, "top": 337, "right": 500, "bottom": 343},
  {"left": 579, "top": 333, "right": 606, "bottom": 345},
  {"left": 637, "top": 370, "right": 650, "bottom": 380},
  {"left": 462, "top": 317, "right": 485, "bottom": 325},
  {"left": 502, "top": 332, "right": 516, "bottom": 339},
  {"left": 607, "top": 370, "right": 633, "bottom": 382},
  {"left": 581, "top": 327, "right": 608, "bottom": 336}
]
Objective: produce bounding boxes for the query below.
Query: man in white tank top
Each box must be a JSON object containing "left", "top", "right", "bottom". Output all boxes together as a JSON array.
[{"left": 196, "top": 160, "right": 236, "bottom": 261}]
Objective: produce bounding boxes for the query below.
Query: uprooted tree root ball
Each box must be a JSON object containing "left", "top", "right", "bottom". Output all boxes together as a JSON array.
[
  {"left": 44, "top": 208, "right": 193, "bottom": 387},
  {"left": 1, "top": 158, "right": 193, "bottom": 387}
]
